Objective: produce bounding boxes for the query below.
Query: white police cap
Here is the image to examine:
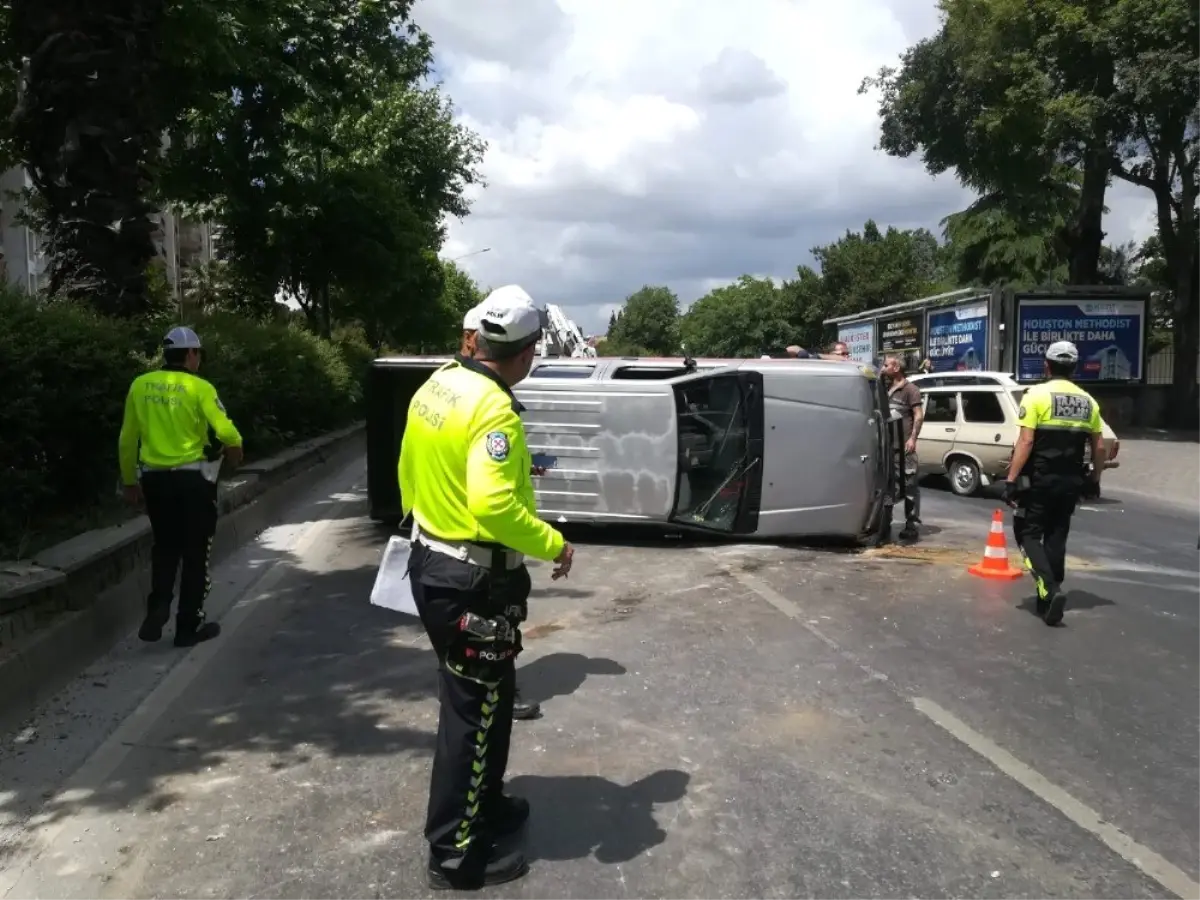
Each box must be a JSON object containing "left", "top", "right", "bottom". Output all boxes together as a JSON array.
[
  {"left": 477, "top": 285, "right": 542, "bottom": 346},
  {"left": 164, "top": 326, "right": 202, "bottom": 350},
  {"left": 1045, "top": 340, "right": 1079, "bottom": 364}
]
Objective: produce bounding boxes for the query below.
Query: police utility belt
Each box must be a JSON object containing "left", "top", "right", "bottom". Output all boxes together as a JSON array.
[
  {"left": 139, "top": 459, "right": 222, "bottom": 484},
  {"left": 412, "top": 520, "right": 524, "bottom": 571}
]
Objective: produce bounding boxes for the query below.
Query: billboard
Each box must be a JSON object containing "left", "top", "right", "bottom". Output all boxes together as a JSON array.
[
  {"left": 1016, "top": 297, "right": 1145, "bottom": 382},
  {"left": 837, "top": 321, "right": 876, "bottom": 365},
  {"left": 878, "top": 314, "right": 924, "bottom": 354},
  {"left": 926, "top": 302, "right": 989, "bottom": 372}
]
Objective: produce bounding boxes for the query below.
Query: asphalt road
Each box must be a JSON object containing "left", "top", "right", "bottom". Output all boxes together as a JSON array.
[{"left": 0, "top": 459, "right": 1195, "bottom": 899}]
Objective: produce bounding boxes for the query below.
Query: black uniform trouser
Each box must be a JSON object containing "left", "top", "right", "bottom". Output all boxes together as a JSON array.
[
  {"left": 1012, "top": 489, "right": 1077, "bottom": 601},
  {"left": 141, "top": 469, "right": 218, "bottom": 633},
  {"left": 409, "top": 540, "right": 531, "bottom": 869}
]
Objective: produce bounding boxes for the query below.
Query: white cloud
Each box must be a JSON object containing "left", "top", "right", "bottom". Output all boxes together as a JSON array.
[{"left": 415, "top": 0, "right": 1158, "bottom": 334}]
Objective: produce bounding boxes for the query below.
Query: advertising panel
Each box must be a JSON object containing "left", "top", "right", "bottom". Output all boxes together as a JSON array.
[
  {"left": 926, "top": 302, "right": 989, "bottom": 372},
  {"left": 837, "top": 321, "right": 876, "bottom": 365},
  {"left": 1016, "top": 297, "right": 1145, "bottom": 382},
  {"left": 878, "top": 314, "right": 924, "bottom": 354}
]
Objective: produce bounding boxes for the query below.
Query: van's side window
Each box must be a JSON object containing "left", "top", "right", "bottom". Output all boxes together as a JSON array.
[
  {"left": 529, "top": 365, "right": 595, "bottom": 379},
  {"left": 924, "top": 394, "right": 958, "bottom": 423},
  {"left": 961, "top": 391, "right": 1006, "bottom": 424}
]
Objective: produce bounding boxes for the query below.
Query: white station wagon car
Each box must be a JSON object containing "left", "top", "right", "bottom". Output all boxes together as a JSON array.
[{"left": 908, "top": 371, "right": 1120, "bottom": 496}]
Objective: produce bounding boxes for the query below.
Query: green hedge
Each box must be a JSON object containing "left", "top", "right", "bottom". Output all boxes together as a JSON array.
[{"left": 0, "top": 290, "right": 373, "bottom": 559}]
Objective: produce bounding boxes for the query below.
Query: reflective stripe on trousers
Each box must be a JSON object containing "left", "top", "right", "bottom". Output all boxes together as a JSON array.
[{"left": 454, "top": 683, "right": 500, "bottom": 850}]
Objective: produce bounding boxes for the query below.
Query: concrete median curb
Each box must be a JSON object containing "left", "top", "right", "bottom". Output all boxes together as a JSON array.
[{"left": 0, "top": 422, "right": 365, "bottom": 729}]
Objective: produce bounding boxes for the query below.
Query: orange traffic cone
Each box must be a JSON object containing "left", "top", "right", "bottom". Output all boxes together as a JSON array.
[{"left": 967, "top": 509, "right": 1024, "bottom": 580}]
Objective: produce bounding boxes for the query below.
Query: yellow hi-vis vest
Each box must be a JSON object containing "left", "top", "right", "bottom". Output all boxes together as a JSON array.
[
  {"left": 1016, "top": 377, "right": 1102, "bottom": 483},
  {"left": 118, "top": 367, "right": 243, "bottom": 485},
  {"left": 398, "top": 357, "right": 564, "bottom": 561}
]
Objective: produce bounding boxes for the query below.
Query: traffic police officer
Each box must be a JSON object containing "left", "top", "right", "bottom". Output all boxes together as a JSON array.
[
  {"left": 400, "top": 287, "right": 575, "bottom": 890},
  {"left": 459, "top": 299, "right": 543, "bottom": 722},
  {"left": 1003, "top": 341, "right": 1105, "bottom": 626},
  {"left": 460, "top": 303, "right": 482, "bottom": 357},
  {"left": 118, "top": 327, "right": 244, "bottom": 647}
]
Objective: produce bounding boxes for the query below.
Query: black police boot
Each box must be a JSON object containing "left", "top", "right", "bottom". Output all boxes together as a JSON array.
[
  {"left": 1035, "top": 596, "right": 1049, "bottom": 617},
  {"left": 898, "top": 522, "right": 919, "bottom": 543},
  {"left": 427, "top": 844, "right": 529, "bottom": 891},
  {"left": 138, "top": 598, "right": 172, "bottom": 642},
  {"left": 138, "top": 613, "right": 168, "bottom": 643},
  {"left": 174, "top": 620, "right": 221, "bottom": 647},
  {"left": 484, "top": 794, "right": 530, "bottom": 835},
  {"left": 513, "top": 688, "right": 541, "bottom": 721},
  {"left": 1043, "top": 591, "right": 1067, "bottom": 627}
]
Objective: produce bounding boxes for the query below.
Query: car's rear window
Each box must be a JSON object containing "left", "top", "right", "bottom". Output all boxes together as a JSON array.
[{"left": 1010, "top": 389, "right": 1025, "bottom": 408}]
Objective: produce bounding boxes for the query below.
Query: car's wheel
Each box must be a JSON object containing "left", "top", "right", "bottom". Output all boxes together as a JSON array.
[{"left": 947, "top": 457, "right": 981, "bottom": 496}]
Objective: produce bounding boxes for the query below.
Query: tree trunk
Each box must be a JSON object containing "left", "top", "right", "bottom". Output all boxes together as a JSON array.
[
  {"left": 319, "top": 283, "right": 332, "bottom": 339},
  {"left": 1168, "top": 245, "right": 1199, "bottom": 428},
  {"left": 1152, "top": 173, "right": 1199, "bottom": 427},
  {"left": 1068, "top": 144, "right": 1109, "bottom": 284},
  {"left": 10, "top": 0, "right": 166, "bottom": 316}
]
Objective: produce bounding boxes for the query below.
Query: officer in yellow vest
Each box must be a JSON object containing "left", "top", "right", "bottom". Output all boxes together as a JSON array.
[
  {"left": 1003, "top": 341, "right": 1105, "bottom": 626},
  {"left": 459, "top": 299, "right": 543, "bottom": 722},
  {"left": 400, "top": 287, "right": 574, "bottom": 890},
  {"left": 118, "top": 327, "right": 244, "bottom": 647},
  {"left": 460, "top": 303, "right": 482, "bottom": 357}
]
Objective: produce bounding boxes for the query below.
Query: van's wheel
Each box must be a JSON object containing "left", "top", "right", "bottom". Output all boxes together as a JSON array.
[{"left": 947, "top": 457, "right": 981, "bottom": 496}]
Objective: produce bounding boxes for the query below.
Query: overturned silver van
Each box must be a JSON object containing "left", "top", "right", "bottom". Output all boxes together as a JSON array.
[{"left": 366, "top": 355, "right": 902, "bottom": 542}]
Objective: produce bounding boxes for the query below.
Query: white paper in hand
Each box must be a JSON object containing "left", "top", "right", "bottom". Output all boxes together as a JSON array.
[{"left": 369, "top": 536, "right": 418, "bottom": 617}]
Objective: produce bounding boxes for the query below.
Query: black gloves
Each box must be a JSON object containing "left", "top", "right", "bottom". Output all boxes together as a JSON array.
[{"left": 1002, "top": 480, "right": 1019, "bottom": 507}]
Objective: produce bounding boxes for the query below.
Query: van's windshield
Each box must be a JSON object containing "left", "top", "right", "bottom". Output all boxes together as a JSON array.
[{"left": 672, "top": 376, "right": 755, "bottom": 531}]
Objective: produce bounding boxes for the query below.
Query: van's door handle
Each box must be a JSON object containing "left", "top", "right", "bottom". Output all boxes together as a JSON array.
[{"left": 944, "top": 427, "right": 956, "bottom": 433}]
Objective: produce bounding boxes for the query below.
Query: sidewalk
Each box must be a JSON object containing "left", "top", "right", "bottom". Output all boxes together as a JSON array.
[{"left": 1104, "top": 437, "right": 1199, "bottom": 509}]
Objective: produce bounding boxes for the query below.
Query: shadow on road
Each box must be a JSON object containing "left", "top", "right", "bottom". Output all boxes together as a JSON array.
[
  {"left": 1065, "top": 589, "right": 1117, "bottom": 611},
  {"left": 0, "top": 493, "right": 440, "bottom": 865},
  {"left": 1016, "top": 589, "right": 1116, "bottom": 617},
  {"left": 0, "top": 489, "right": 660, "bottom": 877},
  {"left": 516, "top": 652, "right": 627, "bottom": 707},
  {"left": 511, "top": 769, "right": 690, "bottom": 864}
]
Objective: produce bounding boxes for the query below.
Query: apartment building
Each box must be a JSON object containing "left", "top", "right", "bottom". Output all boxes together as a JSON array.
[
  {"left": 0, "top": 167, "right": 41, "bottom": 293},
  {"left": 0, "top": 165, "right": 213, "bottom": 297}
]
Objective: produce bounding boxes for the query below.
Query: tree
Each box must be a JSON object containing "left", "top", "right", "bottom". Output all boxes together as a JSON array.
[
  {"left": 778, "top": 267, "right": 831, "bottom": 351},
  {"left": 0, "top": 2, "right": 17, "bottom": 171},
  {"left": 859, "top": 1, "right": 1116, "bottom": 284},
  {"left": 398, "top": 258, "right": 484, "bottom": 353},
  {"left": 778, "top": 220, "right": 950, "bottom": 342},
  {"left": 607, "top": 285, "right": 680, "bottom": 356},
  {"left": 1129, "top": 234, "right": 1192, "bottom": 354},
  {"left": 8, "top": 1, "right": 168, "bottom": 316},
  {"left": 156, "top": 0, "right": 485, "bottom": 338},
  {"left": 1107, "top": 0, "right": 1199, "bottom": 421},
  {"left": 940, "top": 181, "right": 1078, "bottom": 287},
  {"left": 862, "top": 0, "right": 1198, "bottom": 422},
  {"left": 680, "top": 276, "right": 793, "bottom": 357}
]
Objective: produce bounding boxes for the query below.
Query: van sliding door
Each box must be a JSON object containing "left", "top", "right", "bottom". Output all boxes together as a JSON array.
[{"left": 669, "top": 370, "right": 765, "bottom": 535}]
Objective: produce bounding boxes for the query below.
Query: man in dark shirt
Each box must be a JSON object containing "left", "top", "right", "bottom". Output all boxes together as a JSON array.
[{"left": 882, "top": 355, "right": 924, "bottom": 542}]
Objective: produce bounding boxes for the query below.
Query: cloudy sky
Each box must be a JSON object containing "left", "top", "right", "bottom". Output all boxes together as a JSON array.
[{"left": 410, "top": 0, "right": 1157, "bottom": 335}]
